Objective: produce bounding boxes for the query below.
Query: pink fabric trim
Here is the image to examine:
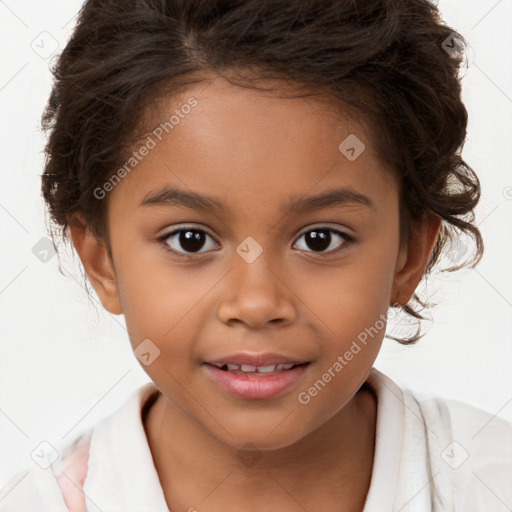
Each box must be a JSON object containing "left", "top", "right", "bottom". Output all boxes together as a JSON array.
[{"left": 54, "top": 434, "right": 91, "bottom": 511}]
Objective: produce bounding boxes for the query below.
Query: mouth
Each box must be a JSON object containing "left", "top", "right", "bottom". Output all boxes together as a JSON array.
[
  {"left": 202, "top": 361, "right": 311, "bottom": 400},
  {"left": 206, "top": 362, "right": 309, "bottom": 376}
]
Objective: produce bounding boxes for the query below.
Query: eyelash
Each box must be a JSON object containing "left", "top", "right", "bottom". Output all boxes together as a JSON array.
[{"left": 157, "top": 225, "right": 354, "bottom": 259}]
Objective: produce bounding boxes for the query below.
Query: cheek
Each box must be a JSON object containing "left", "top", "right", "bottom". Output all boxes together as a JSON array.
[
  {"left": 301, "top": 241, "right": 397, "bottom": 364},
  {"left": 303, "top": 242, "right": 397, "bottom": 318},
  {"left": 114, "top": 245, "right": 220, "bottom": 351}
]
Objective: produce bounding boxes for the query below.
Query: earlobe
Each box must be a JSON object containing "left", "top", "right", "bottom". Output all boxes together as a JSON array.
[
  {"left": 68, "top": 213, "right": 123, "bottom": 315},
  {"left": 391, "top": 214, "right": 442, "bottom": 307}
]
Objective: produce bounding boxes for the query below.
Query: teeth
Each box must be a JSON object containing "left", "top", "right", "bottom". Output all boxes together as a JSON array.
[
  {"left": 255, "top": 365, "right": 277, "bottom": 373},
  {"left": 215, "top": 363, "right": 297, "bottom": 372}
]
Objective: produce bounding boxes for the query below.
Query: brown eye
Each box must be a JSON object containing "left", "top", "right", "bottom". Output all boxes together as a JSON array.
[
  {"left": 160, "top": 228, "right": 219, "bottom": 255},
  {"left": 294, "top": 228, "right": 352, "bottom": 254}
]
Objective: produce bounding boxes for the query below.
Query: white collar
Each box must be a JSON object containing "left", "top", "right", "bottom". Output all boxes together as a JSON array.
[
  {"left": 363, "top": 368, "right": 406, "bottom": 512},
  {"left": 82, "top": 382, "right": 169, "bottom": 511},
  {"left": 82, "top": 368, "right": 405, "bottom": 512}
]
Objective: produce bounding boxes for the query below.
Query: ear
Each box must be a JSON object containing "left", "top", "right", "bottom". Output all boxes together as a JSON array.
[
  {"left": 68, "top": 212, "right": 123, "bottom": 315},
  {"left": 391, "top": 214, "right": 442, "bottom": 306}
]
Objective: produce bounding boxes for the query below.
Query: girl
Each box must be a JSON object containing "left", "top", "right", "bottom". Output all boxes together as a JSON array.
[{"left": 1, "top": 0, "right": 510, "bottom": 510}]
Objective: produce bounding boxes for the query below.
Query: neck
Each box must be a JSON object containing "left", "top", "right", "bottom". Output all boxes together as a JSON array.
[{"left": 144, "top": 383, "right": 377, "bottom": 512}]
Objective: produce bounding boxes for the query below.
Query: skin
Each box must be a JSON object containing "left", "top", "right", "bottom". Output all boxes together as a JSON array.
[{"left": 69, "top": 74, "right": 441, "bottom": 511}]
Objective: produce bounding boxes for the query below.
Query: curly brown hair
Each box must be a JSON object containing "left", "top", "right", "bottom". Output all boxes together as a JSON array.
[{"left": 41, "top": 0, "right": 483, "bottom": 344}]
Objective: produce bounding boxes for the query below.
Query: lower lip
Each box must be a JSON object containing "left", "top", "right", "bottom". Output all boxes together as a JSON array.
[{"left": 203, "top": 363, "right": 310, "bottom": 400}]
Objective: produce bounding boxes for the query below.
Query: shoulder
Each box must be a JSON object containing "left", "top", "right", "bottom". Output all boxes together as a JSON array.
[
  {"left": 0, "top": 430, "right": 91, "bottom": 512},
  {"left": 367, "top": 369, "right": 512, "bottom": 510},
  {"left": 403, "top": 386, "right": 512, "bottom": 510},
  {"left": 0, "top": 382, "right": 159, "bottom": 512},
  {"left": 406, "top": 387, "right": 512, "bottom": 461}
]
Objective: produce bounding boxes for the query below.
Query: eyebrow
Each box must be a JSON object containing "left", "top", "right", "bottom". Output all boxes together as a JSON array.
[{"left": 139, "top": 186, "right": 375, "bottom": 214}]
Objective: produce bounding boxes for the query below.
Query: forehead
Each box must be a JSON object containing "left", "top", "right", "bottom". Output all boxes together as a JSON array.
[{"left": 109, "top": 75, "right": 398, "bottom": 216}]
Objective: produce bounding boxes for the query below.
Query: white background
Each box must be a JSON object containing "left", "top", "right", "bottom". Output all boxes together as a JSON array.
[{"left": 0, "top": 0, "right": 511, "bottom": 487}]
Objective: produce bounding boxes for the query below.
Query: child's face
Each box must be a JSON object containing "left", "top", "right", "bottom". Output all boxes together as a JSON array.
[{"left": 72, "top": 75, "right": 439, "bottom": 450}]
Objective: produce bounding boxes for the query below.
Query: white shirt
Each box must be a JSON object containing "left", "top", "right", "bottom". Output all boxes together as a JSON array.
[{"left": 1, "top": 367, "right": 511, "bottom": 511}]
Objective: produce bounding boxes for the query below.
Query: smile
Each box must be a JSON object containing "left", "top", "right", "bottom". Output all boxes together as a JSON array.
[
  {"left": 203, "top": 362, "right": 310, "bottom": 400},
  {"left": 210, "top": 362, "right": 298, "bottom": 374}
]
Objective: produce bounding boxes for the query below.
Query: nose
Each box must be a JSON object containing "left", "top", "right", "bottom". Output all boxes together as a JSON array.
[{"left": 217, "top": 249, "right": 297, "bottom": 329}]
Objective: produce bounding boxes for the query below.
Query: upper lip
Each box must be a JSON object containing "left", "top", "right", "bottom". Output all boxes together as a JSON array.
[{"left": 204, "top": 352, "right": 310, "bottom": 367}]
